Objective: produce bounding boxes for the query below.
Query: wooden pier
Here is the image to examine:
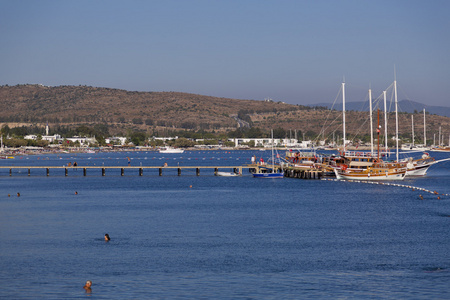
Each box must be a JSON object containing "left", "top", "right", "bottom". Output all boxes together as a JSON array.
[
  {"left": 0, "top": 165, "right": 247, "bottom": 177},
  {"left": 283, "top": 167, "right": 323, "bottom": 179},
  {"left": 1, "top": 164, "right": 328, "bottom": 179},
  {"left": 250, "top": 164, "right": 325, "bottom": 179}
]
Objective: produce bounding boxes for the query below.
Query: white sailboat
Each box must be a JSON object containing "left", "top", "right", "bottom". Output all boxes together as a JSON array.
[
  {"left": 253, "top": 130, "right": 283, "bottom": 178},
  {"left": 401, "top": 111, "right": 430, "bottom": 151}
]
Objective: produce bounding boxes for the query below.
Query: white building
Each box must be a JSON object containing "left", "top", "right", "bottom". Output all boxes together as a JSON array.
[
  {"left": 66, "top": 136, "right": 97, "bottom": 146},
  {"left": 42, "top": 134, "right": 62, "bottom": 143},
  {"left": 230, "top": 138, "right": 313, "bottom": 148},
  {"left": 24, "top": 134, "right": 61, "bottom": 143},
  {"left": 105, "top": 137, "right": 128, "bottom": 145},
  {"left": 152, "top": 136, "right": 179, "bottom": 141}
]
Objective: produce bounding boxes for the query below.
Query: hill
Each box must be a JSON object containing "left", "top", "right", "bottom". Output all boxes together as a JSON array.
[
  {"left": 0, "top": 84, "right": 302, "bottom": 133},
  {"left": 1, "top": 84, "right": 449, "bottom": 142},
  {"left": 310, "top": 100, "right": 450, "bottom": 118}
]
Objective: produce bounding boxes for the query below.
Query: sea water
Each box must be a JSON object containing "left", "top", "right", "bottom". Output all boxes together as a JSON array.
[{"left": 0, "top": 150, "right": 449, "bottom": 299}]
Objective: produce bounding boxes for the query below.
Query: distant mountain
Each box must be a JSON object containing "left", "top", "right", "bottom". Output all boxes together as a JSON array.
[{"left": 309, "top": 100, "right": 450, "bottom": 118}]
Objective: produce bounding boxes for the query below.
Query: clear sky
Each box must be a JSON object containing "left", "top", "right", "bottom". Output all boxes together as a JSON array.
[{"left": 1, "top": 0, "right": 449, "bottom": 106}]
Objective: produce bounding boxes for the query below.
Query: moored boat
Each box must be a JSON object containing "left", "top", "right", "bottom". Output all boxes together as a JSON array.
[
  {"left": 159, "top": 146, "right": 184, "bottom": 153},
  {"left": 216, "top": 171, "right": 240, "bottom": 177},
  {"left": 252, "top": 171, "right": 284, "bottom": 178},
  {"left": 431, "top": 146, "right": 450, "bottom": 152},
  {"left": 253, "top": 130, "right": 284, "bottom": 178},
  {"left": 334, "top": 163, "right": 406, "bottom": 180}
]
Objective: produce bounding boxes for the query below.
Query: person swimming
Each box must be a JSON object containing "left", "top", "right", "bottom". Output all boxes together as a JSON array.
[
  {"left": 83, "top": 280, "right": 92, "bottom": 293},
  {"left": 104, "top": 234, "right": 110, "bottom": 241}
]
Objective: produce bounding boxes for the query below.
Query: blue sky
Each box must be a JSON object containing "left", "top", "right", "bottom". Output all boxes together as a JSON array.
[{"left": 1, "top": 0, "right": 449, "bottom": 106}]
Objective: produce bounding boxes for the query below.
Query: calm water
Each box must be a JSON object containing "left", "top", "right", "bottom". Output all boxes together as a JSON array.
[{"left": 1, "top": 150, "right": 449, "bottom": 299}]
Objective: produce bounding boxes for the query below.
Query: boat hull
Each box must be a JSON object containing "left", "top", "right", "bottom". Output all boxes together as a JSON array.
[
  {"left": 159, "top": 148, "right": 184, "bottom": 153},
  {"left": 334, "top": 169, "right": 406, "bottom": 181},
  {"left": 406, "top": 163, "right": 434, "bottom": 176},
  {"left": 252, "top": 173, "right": 284, "bottom": 178},
  {"left": 216, "top": 172, "right": 239, "bottom": 177}
]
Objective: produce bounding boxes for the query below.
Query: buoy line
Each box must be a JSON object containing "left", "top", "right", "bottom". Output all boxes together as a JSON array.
[{"left": 321, "top": 178, "right": 449, "bottom": 199}]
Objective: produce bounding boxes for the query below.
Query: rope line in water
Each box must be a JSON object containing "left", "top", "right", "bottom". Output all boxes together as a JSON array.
[{"left": 322, "top": 178, "right": 449, "bottom": 199}]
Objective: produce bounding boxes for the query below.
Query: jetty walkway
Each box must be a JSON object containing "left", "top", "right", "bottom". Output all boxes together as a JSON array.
[
  {"left": 0, "top": 165, "right": 246, "bottom": 177},
  {"left": 1, "top": 164, "right": 327, "bottom": 179}
]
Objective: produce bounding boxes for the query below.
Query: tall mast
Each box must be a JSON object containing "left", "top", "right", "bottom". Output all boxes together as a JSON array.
[
  {"left": 439, "top": 126, "right": 442, "bottom": 146},
  {"left": 394, "top": 79, "right": 399, "bottom": 161},
  {"left": 342, "top": 81, "right": 346, "bottom": 151},
  {"left": 369, "top": 88, "right": 374, "bottom": 155},
  {"left": 423, "top": 108, "right": 426, "bottom": 146},
  {"left": 377, "top": 109, "right": 380, "bottom": 160},
  {"left": 411, "top": 115, "right": 414, "bottom": 147},
  {"left": 271, "top": 129, "right": 274, "bottom": 173},
  {"left": 383, "top": 91, "right": 388, "bottom": 153}
]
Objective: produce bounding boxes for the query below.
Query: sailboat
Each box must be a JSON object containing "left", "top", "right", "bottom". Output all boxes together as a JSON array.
[
  {"left": 401, "top": 111, "right": 430, "bottom": 151},
  {"left": 253, "top": 130, "right": 284, "bottom": 178},
  {"left": 334, "top": 107, "right": 407, "bottom": 181},
  {"left": 333, "top": 79, "right": 442, "bottom": 178}
]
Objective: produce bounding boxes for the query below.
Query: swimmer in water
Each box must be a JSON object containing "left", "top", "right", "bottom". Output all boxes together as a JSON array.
[
  {"left": 104, "top": 233, "right": 110, "bottom": 241},
  {"left": 83, "top": 280, "right": 92, "bottom": 293}
]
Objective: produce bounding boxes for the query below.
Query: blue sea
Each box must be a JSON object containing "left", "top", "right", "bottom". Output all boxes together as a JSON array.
[{"left": 1, "top": 150, "right": 449, "bottom": 299}]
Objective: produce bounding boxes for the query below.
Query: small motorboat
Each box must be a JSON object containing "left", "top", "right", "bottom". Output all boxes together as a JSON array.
[{"left": 216, "top": 171, "right": 240, "bottom": 177}]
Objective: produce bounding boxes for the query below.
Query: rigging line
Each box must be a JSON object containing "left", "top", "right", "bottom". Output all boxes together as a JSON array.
[
  {"left": 314, "top": 87, "right": 343, "bottom": 142},
  {"left": 316, "top": 110, "right": 344, "bottom": 143},
  {"left": 315, "top": 112, "right": 340, "bottom": 143},
  {"left": 397, "top": 83, "right": 423, "bottom": 113},
  {"left": 349, "top": 115, "right": 370, "bottom": 144}
]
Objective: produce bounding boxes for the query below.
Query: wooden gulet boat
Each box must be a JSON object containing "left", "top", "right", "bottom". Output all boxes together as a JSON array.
[{"left": 334, "top": 109, "right": 407, "bottom": 181}]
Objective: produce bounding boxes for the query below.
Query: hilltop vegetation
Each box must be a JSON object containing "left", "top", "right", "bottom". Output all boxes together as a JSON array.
[{"left": 1, "top": 84, "right": 449, "bottom": 145}]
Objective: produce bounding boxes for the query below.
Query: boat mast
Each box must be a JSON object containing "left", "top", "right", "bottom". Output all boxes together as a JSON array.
[
  {"left": 377, "top": 109, "right": 380, "bottom": 160},
  {"left": 271, "top": 129, "right": 274, "bottom": 173},
  {"left": 383, "top": 91, "right": 388, "bottom": 154},
  {"left": 342, "top": 81, "right": 346, "bottom": 152},
  {"left": 411, "top": 115, "right": 414, "bottom": 147},
  {"left": 423, "top": 108, "right": 426, "bottom": 146},
  {"left": 394, "top": 79, "right": 399, "bottom": 161},
  {"left": 439, "top": 126, "right": 442, "bottom": 146},
  {"left": 369, "top": 88, "right": 374, "bottom": 155}
]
